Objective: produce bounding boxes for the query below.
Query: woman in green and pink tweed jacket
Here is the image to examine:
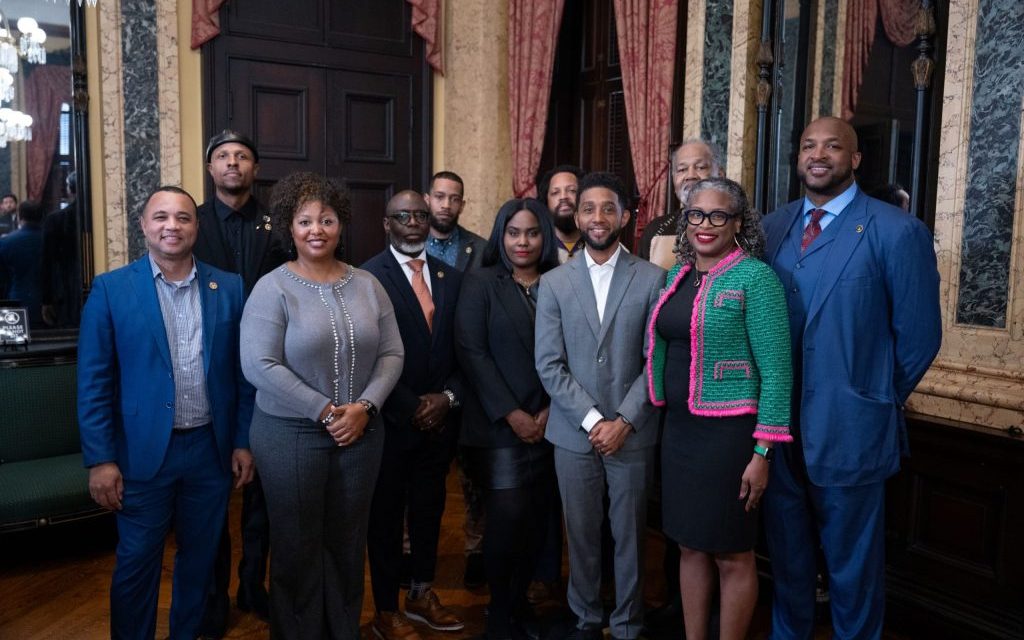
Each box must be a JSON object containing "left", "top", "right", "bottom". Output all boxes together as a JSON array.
[{"left": 645, "top": 177, "right": 791, "bottom": 640}]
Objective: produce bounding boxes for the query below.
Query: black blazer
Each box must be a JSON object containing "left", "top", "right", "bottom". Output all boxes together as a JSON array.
[
  {"left": 193, "top": 198, "right": 288, "bottom": 296},
  {"left": 454, "top": 265, "right": 549, "bottom": 448},
  {"left": 454, "top": 225, "right": 488, "bottom": 272},
  {"left": 361, "top": 249, "right": 464, "bottom": 449}
]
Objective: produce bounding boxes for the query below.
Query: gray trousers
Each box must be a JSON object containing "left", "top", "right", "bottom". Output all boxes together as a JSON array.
[
  {"left": 250, "top": 407, "right": 384, "bottom": 640},
  {"left": 554, "top": 445, "right": 654, "bottom": 640}
]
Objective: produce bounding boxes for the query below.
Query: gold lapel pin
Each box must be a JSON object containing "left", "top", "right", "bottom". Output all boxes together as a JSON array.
[
  {"left": 264, "top": 223, "right": 272, "bottom": 230},
  {"left": 209, "top": 281, "right": 218, "bottom": 290},
  {"left": 437, "top": 271, "right": 445, "bottom": 279},
  {"left": 855, "top": 224, "right": 864, "bottom": 233}
]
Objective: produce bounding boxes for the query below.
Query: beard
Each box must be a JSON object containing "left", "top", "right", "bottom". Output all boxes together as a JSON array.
[
  {"left": 396, "top": 240, "right": 425, "bottom": 255},
  {"left": 582, "top": 227, "right": 622, "bottom": 251},
  {"left": 797, "top": 164, "right": 854, "bottom": 197},
  {"left": 429, "top": 214, "right": 456, "bottom": 235},
  {"left": 552, "top": 211, "right": 578, "bottom": 234}
]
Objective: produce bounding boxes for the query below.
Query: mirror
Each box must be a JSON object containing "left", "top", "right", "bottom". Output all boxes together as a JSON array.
[{"left": 0, "top": 1, "right": 88, "bottom": 339}]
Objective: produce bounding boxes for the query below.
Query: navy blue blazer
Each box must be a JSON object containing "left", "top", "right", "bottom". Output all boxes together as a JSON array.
[
  {"left": 762, "top": 191, "right": 941, "bottom": 486},
  {"left": 361, "top": 249, "right": 464, "bottom": 449},
  {"left": 77, "top": 256, "right": 254, "bottom": 482}
]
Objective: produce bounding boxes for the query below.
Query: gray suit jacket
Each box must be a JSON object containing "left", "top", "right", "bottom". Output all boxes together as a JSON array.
[{"left": 535, "top": 248, "right": 665, "bottom": 454}]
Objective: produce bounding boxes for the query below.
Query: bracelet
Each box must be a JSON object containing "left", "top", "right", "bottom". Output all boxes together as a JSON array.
[
  {"left": 321, "top": 409, "right": 336, "bottom": 426},
  {"left": 358, "top": 398, "right": 378, "bottom": 418},
  {"left": 442, "top": 389, "right": 459, "bottom": 409},
  {"left": 753, "top": 444, "right": 774, "bottom": 462}
]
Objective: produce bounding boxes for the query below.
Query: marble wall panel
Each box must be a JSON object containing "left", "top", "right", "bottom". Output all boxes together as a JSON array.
[
  {"left": 682, "top": 0, "right": 706, "bottom": 137},
  {"left": 700, "top": 0, "right": 733, "bottom": 156},
  {"left": 121, "top": 0, "right": 161, "bottom": 261},
  {"left": 818, "top": 0, "right": 838, "bottom": 117},
  {"left": 100, "top": 0, "right": 128, "bottom": 269},
  {"left": 156, "top": 0, "right": 182, "bottom": 188},
  {"left": 955, "top": 0, "right": 1024, "bottom": 327}
]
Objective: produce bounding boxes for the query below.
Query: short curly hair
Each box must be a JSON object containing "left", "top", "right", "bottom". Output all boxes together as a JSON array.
[
  {"left": 270, "top": 172, "right": 351, "bottom": 260},
  {"left": 673, "top": 177, "right": 766, "bottom": 264}
]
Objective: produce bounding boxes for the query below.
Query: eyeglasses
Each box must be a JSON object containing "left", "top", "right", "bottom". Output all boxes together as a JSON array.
[
  {"left": 683, "top": 208, "right": 738, "bottom": 227},
  {"left": 387, "top": 210, "right": 429, "bottom": 225}
]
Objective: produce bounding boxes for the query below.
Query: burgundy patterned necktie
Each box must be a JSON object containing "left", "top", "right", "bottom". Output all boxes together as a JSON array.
[{"left": 801, "top": 208, "right": 827, "bottom": 252}]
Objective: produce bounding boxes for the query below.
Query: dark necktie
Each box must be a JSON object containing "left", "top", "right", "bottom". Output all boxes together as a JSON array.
[
  {"left": 408, "top": 259, "right": 434, "bottom": 332},
  {"left": 801, "top": 208, "right": 827, "bottom": 252}
]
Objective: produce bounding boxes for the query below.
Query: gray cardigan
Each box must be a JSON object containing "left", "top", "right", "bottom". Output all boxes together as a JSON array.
[{"left": 240, "top": 265, "right": 404, "bottom": 421}]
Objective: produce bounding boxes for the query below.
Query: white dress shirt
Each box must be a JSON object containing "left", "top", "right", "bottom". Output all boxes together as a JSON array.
[
  {"left": 389, "top": 244, "right": 433, "bottom": 294},
  {"left": 580, "top": 244, "right": 623, "bottom": 432}
]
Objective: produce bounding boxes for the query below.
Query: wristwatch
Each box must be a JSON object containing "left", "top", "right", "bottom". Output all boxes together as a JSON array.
[
  {"left": 442, "top": 389, "right": 459, "bottom": 409},
  {"left": 357, "top": 399, "right": 378, "bottom": 418},
  {"left": 753, "top": 444, "right": 774, "bottom": 462}
]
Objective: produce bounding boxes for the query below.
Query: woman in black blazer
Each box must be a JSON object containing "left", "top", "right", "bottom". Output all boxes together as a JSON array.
[{"left": 455, "top": 198, "right": 560, "bottom": 640}]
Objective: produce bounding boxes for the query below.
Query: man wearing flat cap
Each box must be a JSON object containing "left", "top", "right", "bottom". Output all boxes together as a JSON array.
[{"left": 195, "top": 130, "right": 287, "bottom": 637}]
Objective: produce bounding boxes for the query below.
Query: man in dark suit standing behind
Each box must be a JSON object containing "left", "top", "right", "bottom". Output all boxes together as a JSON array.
[
  {"left": 363, "top": 190, "right": 466, "bottom": 640},
  {"left": 193, "top": 130, "right": 288, "bottom": 635},
  {"left": 761, "top": 117, "right": 941, "bottom": 639},
  {"left": 78, "top": 186, "right": 255, "bottom": 640}
]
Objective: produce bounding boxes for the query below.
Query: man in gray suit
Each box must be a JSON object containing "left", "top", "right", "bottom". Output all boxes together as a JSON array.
[{"left": 535, "top": 172, "right": 665, "bottom": 640}]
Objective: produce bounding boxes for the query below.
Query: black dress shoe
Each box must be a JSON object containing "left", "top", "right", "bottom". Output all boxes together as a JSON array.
[
  {"left": 564, "top": 627, "right": 602, "bottom": 640},
  {"left": 237, "top": 584, "right": 270, "bottom": 621},
  {"left": 399, "top": 552, "right": 413, "bottom": 590},
  {"left": 196, "top": 594, "right": 229, "bottom": 639},
  {"left": 643, "top": 598, "right": 682, "bottom": 632},
  {"left": 464, "top": 552, "right": 486, "bottom": 589}
]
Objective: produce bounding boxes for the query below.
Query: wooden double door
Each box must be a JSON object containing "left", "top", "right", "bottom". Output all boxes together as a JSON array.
[{"left": 203, "top": 0, "right": 432, "bottom": 266}]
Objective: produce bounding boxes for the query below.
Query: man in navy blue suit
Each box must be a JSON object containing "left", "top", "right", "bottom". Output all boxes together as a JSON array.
[
  {"left": 78, "top": 186, "right": 255, "bottom": 640},
  {"left": 761, "top": 117, "right": 941, "bottom": 639},
  {"left": 362, "top": 190, "right": 466, "bottom": 640}
]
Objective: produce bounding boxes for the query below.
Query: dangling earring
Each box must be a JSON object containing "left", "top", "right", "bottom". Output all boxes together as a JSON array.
[{"left": 734, "top": 235, "right": 743, "bottom": 252}]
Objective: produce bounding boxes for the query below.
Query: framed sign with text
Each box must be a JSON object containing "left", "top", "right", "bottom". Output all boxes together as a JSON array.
[{"left": 0, "top": 308, "right": 30, "bottom": 345}]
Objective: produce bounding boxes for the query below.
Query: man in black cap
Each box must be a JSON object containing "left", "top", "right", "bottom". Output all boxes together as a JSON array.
[{"left": 196, "top": 130, "right": 287, "bottom": 637}]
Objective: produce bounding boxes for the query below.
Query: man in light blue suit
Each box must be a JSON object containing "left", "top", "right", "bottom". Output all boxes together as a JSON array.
[
  {"left": 78, "top": 186, "right": 255, "bottom": 640},
  {"left": 761, "top": 117, "right": 941, "bottom": 639}
]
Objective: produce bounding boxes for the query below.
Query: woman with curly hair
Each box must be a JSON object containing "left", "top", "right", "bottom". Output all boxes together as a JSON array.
[
  {"left": 645, "top": 177, "right": 792, "bottom": 640},
  {"left": 240, "top": 171, "right": 404, "bottom": 639}
]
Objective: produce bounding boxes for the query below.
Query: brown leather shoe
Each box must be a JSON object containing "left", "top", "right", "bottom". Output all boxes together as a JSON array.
[
  {"left": 372, "top": 611, "right": 423, "bottom": 640},
  {"left": 404, "top": 589, "right": 465, "bottom": 631}
]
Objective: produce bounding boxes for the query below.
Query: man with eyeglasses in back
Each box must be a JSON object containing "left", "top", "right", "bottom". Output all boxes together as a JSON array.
[{"left": 362, "top": 191, "right": 467, "bottom": 640}]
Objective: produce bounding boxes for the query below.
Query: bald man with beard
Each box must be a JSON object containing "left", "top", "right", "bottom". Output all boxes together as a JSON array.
[
  {"left": 761, "top": 117, "right": 940, "bottom": 639},
  {"left": 362, "top": 191, "right": 467, "bottom": 640}
]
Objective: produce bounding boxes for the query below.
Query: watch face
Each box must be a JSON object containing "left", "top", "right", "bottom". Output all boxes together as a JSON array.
[{"left": 764, "top": 447, "right": 775, "bottom": 462}]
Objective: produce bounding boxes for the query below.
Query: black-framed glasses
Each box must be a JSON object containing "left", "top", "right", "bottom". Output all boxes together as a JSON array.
[
  {"left": 683, "top": 208, "right": 738, "bottom": 227},
  {"left": 387, "top": 210, "right": 429, "bottom": 225}
]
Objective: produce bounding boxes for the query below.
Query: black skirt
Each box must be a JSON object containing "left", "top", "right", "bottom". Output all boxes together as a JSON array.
[
  {"left": 657, "top": 268, "right": 758, "bottom": 553},
  {"left": 464, "top": 441, "right": 554, "bottom": 491}
]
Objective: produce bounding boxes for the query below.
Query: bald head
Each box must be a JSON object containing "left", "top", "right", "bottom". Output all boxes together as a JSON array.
[
  {"left": 797, "top": 117, "right": 862, "bottom": 206},
  {"left": 384, "top": 189, "right": 430, "bottom": 256}
]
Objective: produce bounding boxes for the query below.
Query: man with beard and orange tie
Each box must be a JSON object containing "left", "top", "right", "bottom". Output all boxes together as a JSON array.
[
  {"left": 538, "top": 165, "right": 586, "bottom": 263},
  {"left": 637, "top": 139, "right": 724, "bottom": 270}
]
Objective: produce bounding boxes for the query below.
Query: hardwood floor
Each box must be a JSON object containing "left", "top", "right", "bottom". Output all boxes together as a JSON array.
[{"left": 0, "top": 469, "right": 901, "bottom": 639}]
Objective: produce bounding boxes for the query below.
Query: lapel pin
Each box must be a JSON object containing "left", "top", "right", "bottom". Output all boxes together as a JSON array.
[
  {"left": 209, "top": 281, "right": 218, "bottom": 290},
  {"left": 465, "top": 246, "right": 472, "bottom": 253},
  {"left": 855, "top": 225, "right": 864, "bottom": 233},
  {"left": 264, "top": 223, "right": 272, "bottom": 231},
  {"left": 437, "top": 271, "right": 445, "bottom": 279},
  {"left": 263, "top": 215, "right": 271, "bottom": 222}
]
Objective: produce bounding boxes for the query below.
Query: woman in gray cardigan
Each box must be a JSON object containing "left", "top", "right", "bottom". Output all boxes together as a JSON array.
[{"left": 240, "top": 172, "right": 404, "bottom": 640}]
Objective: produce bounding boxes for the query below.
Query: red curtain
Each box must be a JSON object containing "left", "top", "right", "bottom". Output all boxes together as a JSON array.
[
  {"left": 614, "top": 0, "right": 677, "bottom": 241},
  {"left": 407, "top": 0, "right": 444, "bottom": 75},
  {"left": 191, "top": 0, "right": 227, "bottom": 49},
  {"left": 842, "top": 0, "right": 918, "bottom": 119},
  {"left": 508, "top": 0, "right": 566, "bottom": 197},
  {"left": 24, "top": 66, "right": 71, "bottom": 202}
]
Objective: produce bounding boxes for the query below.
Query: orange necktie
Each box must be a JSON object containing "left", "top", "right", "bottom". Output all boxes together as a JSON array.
[{"left": 408, "top": 259, "right": 434, "bottom": 331}]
